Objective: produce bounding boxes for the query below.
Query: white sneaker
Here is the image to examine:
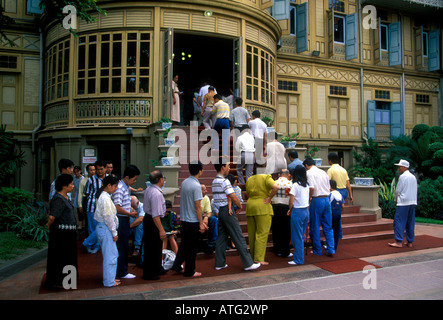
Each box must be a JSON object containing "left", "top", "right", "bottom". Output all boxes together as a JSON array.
[
  {"left": 121, "top": 273, "right": 136, "bottom": 279},
  {"left": 288, "top": 261, "right": 298, "bottom": 265},
  {"left": 215, "top": 264, "right": 228, "bottom": 271},
  {"left": 286, "top": 253, "right": 294, "bottom": 258},
  {"left": 244, "top": 263, "right": 261, "bottom": 271}
]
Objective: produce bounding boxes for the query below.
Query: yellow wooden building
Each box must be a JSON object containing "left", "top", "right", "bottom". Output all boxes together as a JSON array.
[{"left": 1, "top": 0, "right": 442, "bottom": 199}]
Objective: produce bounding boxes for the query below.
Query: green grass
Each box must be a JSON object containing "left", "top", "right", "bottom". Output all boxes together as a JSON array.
[
  {"left": 0, "top": 231, "right": 47, "bottom": 261},
  {"left": 415, "top": 217, "right": 443, "bottom": 225}
]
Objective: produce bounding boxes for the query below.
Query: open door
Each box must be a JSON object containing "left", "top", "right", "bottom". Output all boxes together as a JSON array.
[
  {"left": 233, "top": 37, "right": 242, "bottom": 98},
  {"left": 162, "top": 28, "right": 173, "bottom": 119}
]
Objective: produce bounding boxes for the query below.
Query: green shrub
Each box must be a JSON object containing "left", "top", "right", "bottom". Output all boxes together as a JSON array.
[{"left": 416, "top": 177, "right": 443, "bottom": 220}]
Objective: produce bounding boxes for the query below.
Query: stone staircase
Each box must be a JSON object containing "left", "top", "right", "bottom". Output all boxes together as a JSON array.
[{"left": 169, "top": 125, "right": 394, "bottom": 247}]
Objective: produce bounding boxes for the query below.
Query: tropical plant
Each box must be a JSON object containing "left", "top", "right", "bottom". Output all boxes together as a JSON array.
[
  {"left": 0, "top": 125, "right": 27, "bottom": 186},
  {"left": 416, "top": 176, "right": 443, "bottom": 220},
  {"left": 306, "top": 146, "right": 320, "bottom": 158},
  {"left": 281, "top": 133, "right": 299, "bottom": 142},
  {"left": 155, "top": 117, "right": 173, "bottom": 124},
  {"left": 261, "top": 116, "right": 274, "bottom": 127},
  {"left": 378, "top": 178, "right": 396, "bottom": 201}
]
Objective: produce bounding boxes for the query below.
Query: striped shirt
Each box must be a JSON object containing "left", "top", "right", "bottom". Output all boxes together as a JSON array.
[
  {"left": 112, "top": 180, "right": 132, "bottom": 217},
  {"left": 84, "top": 175, "right": 104, "bottom": 213},
  {"left": 212, "top": 174, "right": 235, "bottom": 207},
  {"left": 212, "top": 100, "right": 230, "bottom": 119}
]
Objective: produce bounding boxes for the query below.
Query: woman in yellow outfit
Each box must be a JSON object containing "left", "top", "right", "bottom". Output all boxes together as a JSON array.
[{"left": 245, "top": 173, "right": 279, "bottom": 265}]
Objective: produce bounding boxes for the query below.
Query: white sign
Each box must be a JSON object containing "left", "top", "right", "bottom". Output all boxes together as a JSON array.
[{"left": 83, "top": 157, "right": 97, "bottom": 164}]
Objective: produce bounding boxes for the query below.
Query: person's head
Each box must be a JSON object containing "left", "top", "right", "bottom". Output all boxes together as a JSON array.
[
  {"left": 235, "top": 97, "right": 243, "bottom": 107},
  {"left": 165, "top": 200, "right": 172, "bottom": 214},
  {"left": 131, "top": 195, "right": 139, "bottom": 209},
  {"left": 279, "top": 168, "right": 290, "bottom": 178},
  {"left": 251, "top": 110, "right": 260, "bottom": 119},
  {"left": 213, "top": 94, "right": 222, "bottom": 102},
  {"left": 123, "top": 164, "right": 140, "bottom": 186},
  {"left": 101, "top": 175, "right": 119, "bottom": 195},
  {"left": 94, "top": 160, "right": 107, "bottom": 178},
  {"left": 173, "top": 74, "right": 179, "bottom": 82},
  {"left": 208, "top": 86, "right": 215, "bottom": 92},
  {"left": 201, "top": 184, "right": 207, "bottom": 196},
  {"left": 86, "top": 164, "right": 95, "bottom": 177},
  {"left": 330, "top": 179, "right": 337, "bottom": 191},
  {"left": 189, "top": 161, "right": 203, "bottom": 177},
  {"left": 73, "top": 166, "right": 82, "bottom": 178},
  {"left": 303, "top": 157, "right": 316, "bottom": 169},
  {"left": 288, "top": 150, "right": 299, "bottom": 161},
  {"left": 226, "top": 174, "right": 237, "bottom": 187},
  {"left": 58, "top": 158, "right": 74, "bottom": 175},
  {"left": 268, "top": 131, "right": 277, "bottom": 141},
  {"left": 327, "top": 152, "right": 340, "bottom": 165},
  {"left": 149, "top": 170, "right": 165, "bottom": 187},
  {"left": 240, "top": 124, "right": 250, "bottom": 134},
  {"left": 105, "top": 161, "right": 113, "bottom": 175},
  {"left": 214, "top": 158, "right": 230, "bottom": 176},
  {"left": 55, "top": 174, "right": 74, "bottom": 193},
  {"left": 292, "top": 165, "right": 308, "bottom": 187},
  {"left": 395, "top": 159, "right": 410, "bottom": 174}
]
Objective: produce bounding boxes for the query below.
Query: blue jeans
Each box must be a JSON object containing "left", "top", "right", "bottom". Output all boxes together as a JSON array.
[
  {"left": 309, "top": 197, "right": 335, "bottom": 255},
  {"left": 129, "top": 217, "right": 143, "bottom": 248},
  {"left": 337, "top": 188, "right": 348, "bottom": 201},
  {"left": 394, "top": 205, "right": 415, "bottom": 243},
  {"left": 83, "top": 212, "right": 99, "bottom": 250},
  {"left": 290, "top": 207, "right": 309, "bottom": 264},
  {"left": 96, "top": 222, "right": 118, "bottom": 287},
  {"left": 208, "top": 216, "right": 218, "bottom": 243},
  {"left": 213, "top": 118, "right": 230, "bottom": 156}
]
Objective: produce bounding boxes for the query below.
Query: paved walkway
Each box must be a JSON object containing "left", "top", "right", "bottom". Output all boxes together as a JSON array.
[{"left": 1, "top": 223, "right": 443, "bottom": 301}]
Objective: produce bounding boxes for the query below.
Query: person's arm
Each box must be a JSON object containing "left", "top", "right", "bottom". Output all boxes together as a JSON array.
[
  {"left": 287, "top": 194, "right": 295, "bottom": 216},
  {"left": 264, "top": 183, "right": 279, "bottom": 204},
  {"left": 130, "top": 216, "right": 144, "bottom": 228},
  {"left": 227, "top": 193, "right": 242, "bottom": 214},
  {"left": 195, "top": 200, "right": 207, "bottom": 233},
  {"left": 346, "top": 180, "right": 353, "bottom": 203},
  {"left": 153, "top": 216, "right": 166, "bottom": 240}
]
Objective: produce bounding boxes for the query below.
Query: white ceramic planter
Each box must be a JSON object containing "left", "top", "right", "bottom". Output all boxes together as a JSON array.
[
  {"left": 282, "top": 141, "right": 296, "bottom": 148},
  {"left": 161, "top": 122, "right": 172, "bottom": 130},
  {"left": 313, "top": 158, "right": 322, "bottom": 166},
  {"left": 354, "top": 177, "right": 374, "bottom": 186},
  {"left": 161, "top": 157, "right": 175, "bottom": 166},
  {"left": 164, "top": 138, "right": 175, "bottom": 146}
]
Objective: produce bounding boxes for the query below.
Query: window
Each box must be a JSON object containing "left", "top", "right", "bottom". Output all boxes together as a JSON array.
[
  {"left": 278, "top": 80, "right": 298, "bottom": 92},
  {"left": 330, "top": 86, "right": 347, "bottom": 96},
  {"left": 380, "top": 24, "right": 388, "bottom": 51},
  {"left": 289, "top": 4, "right": 296, "bottom": 36},
  {"left": 0, "top": 56, "right": 18, "bottom": 69},
  {"left": 76, "top": 31, "right": 151, "bottom": 96},
  {"left": 329, "top": 0, "right": 345, "bottom": 13},
  {"left": 45, "top": 40, "right": 70, "bottom": 102},
  {"left": 375, "top": 101, "right": 390, "bottom": 124},
  {"left": 334, "top": 15, "right": 345, "bottom": 44},
  {"left": 375, "top": 90, "right": 390, "bottom": 100},
  {"left": 246, "top": 44, "right": 275, "bottom": 106},
  {"left": 416, "top": 94, "right": 430, "bottom": 104},
  {"left": 423, "top": 31, "right": 428, "bottom": 57}
]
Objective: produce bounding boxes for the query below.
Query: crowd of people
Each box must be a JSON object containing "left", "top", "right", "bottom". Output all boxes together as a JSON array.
[{"left": 44, "top": 79, "right": 418, "bottom": 289}]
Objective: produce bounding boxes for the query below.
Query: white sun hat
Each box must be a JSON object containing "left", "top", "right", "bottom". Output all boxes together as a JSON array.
[{"left": 394, "top": 159, "right": 410, "bottom": 168}]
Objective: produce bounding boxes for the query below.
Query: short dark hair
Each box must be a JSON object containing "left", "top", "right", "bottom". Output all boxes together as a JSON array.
[
  {"left": 165, "top": 200, "right": 172, "bottom": 209},
  {"left": 74, "top": 165, "right": 82, "bottom": 172},
  {"left": 213, "top": 157, "right": 229, "bottom": 172},
  {"left": 288, "top": 150, "right": 299, "bottom": 159},
  {"left": 55, "top": 174, "right": 74, "bottom": 192},
  {"left": 213, "top": 94, "right": 222, "bottom": 100},
  {"left": 235, "top": 97, "right": 243, "bottom": 106},
  {"left": 226, "top": 174, "right": 236, "bottom": 185},
  {"left": 94, "top": 159, "right": 106, "bottom": 168},
  {"left": 303, "top": 158, "right": 316, "bottom": 166},
  {"left": 124, "top": 164, "right": 140, "bottom": 179},
  {"left": 86, "top": 164, "right": 95, "bottom": 171},
  {"left": 58, "top": 158, "right": 74, "bottom": 172},
  {"left": 189, "top": 161, "right": 203, "bottom": 176},
  {"left": 252, "top": 110, "right": 260, "bottom": 118},
  {"left": 328, "top": 152, "right": 340, "bottom": 164},
  {"left": 330, "top": 179, "right": 337, "bottom": 190},
  {"left": 149, "top": 170, "right": 163, "bottom": 184}
]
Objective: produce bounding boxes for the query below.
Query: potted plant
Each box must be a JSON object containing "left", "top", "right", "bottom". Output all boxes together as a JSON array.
[
  {"left": 352, "top": 167, "right": 374, "bottom": 185},
  {"left": 156, "top": 117, "right": 173, "bottom": 130},
  {"left": 307, "top": 146, "right": 322, "bottom": 166},
  {"left": 262, "top": 116, "right": 275, "bottom": 133},
  {"left": 160, "top": 151, "right": 175, "bottom": 166},
  {"left": 281, "top": 133, "right": 299, "bottom": 148}
]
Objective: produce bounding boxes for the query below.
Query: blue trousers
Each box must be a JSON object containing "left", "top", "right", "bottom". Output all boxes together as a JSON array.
[
  {"left": 394, "top": 205, "right": 416, "bottom": 243},
  {"left": 213, "top": 118, "right": 230, "bottom": 156},
  {"left": 337, "top": 188, "right": 348, "bottom": 201},
  {"left": 309, "top": 197, "right": 335, "bottom": 255},
  {"left": 208, "top": 216, "right": 218, "bottom": 243},
  {"left": 290, "top": 207, "right": 309, "bottom": 264},
  {"left": 129, "top": 216, "right": 143, "bottom": 248},
  {"left": 83, "top": 211, "right": 99, "bottom": 250},
  {"left": 96, "top": 222, "right": 118, "bottom": 287}
]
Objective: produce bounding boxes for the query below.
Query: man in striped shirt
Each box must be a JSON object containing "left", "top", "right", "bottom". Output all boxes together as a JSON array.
[
  {"left": 112, "top": 164, "right": 140, "bottom": 279},
  {"left": 212, "top": 160, "right": 260, "bottom": 272},
  {"left": 82, "top": 159, "right": 107, "bottom": 253}
]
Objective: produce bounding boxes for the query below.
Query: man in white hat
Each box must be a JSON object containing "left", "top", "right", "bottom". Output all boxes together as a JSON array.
[{"left": 388, "top": 159, "right": 418, "bottom": 248}]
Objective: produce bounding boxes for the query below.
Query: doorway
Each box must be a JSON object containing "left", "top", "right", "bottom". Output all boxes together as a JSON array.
[
  {"left": 173, "top": 33, "right": 234, "bottom": 97},
  {"left": 96, "top": 142, "right": 126, "bottom": 178}
]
